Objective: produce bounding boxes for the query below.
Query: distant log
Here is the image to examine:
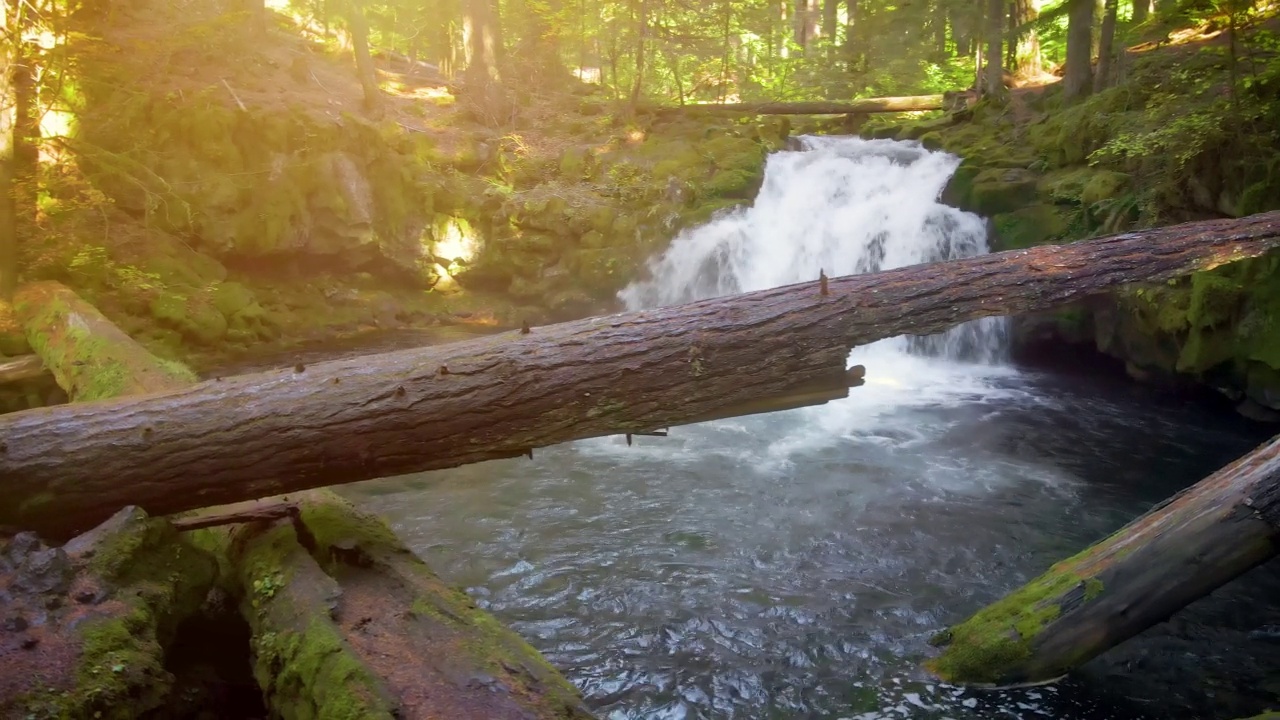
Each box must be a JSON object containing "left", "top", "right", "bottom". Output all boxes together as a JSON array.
[
  {"left": 0, "top": 354, "right": 44, "bottom": 384},
  {"left": 12, "top": 281, "right": 195, "bottom": 401},
  {"left": 2, "top": 211, "right": 1280, "bottom": 539},
  {"left": 927, "top": 432, "right": 1280, "bottom": 686},
  {"left": 659, "top": 95, "right": 946, "bottom": 115}
]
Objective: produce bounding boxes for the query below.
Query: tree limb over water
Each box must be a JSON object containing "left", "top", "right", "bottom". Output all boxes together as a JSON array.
[{"left": 2, "top": 211, "right": 1280, "bottom": 539}]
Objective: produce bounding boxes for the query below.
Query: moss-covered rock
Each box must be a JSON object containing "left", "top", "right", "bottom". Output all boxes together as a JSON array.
[
  {"left": 991, "top": 204, "right": 1071, "bottom": 250},
  {"left": 1080, "top": 171, "right": 1132, "bottom": 207},
  {"left": 970, "top": 168, "right": 1040, "bottom": 216},
  {"left": 150, "top": 290, "right": 230, "bottom": 346}
]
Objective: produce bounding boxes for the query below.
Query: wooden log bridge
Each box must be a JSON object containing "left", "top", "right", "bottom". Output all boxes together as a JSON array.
[
  {"left": 2, "top": 211, "right": 1280, "bottom": 541},
  {"left": 926, "top": 431, "right": 1280, "bottom": 687},
  {"left": 655, "top": 94, "right": 947, "bottom": 116}
]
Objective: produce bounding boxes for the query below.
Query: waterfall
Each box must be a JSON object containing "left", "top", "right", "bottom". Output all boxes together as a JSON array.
[{"left": 619, "top": 135, "right": 1009, "bottom": 367}]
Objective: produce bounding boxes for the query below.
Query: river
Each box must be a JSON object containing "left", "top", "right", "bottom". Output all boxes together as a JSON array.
[{"left": 269, "top": 137, "right": 1280, "bottom": 719}]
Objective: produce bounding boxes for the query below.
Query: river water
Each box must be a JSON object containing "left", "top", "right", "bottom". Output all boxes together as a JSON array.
[{"left": 331, "top": 137, "right": 1277, "bottom": 718}]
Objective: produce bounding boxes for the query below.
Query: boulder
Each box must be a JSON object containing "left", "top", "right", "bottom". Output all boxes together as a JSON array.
[
  {"left": 990, "top": 204, "right": 1071, "bottom": 250},
  {"left": 969, "top": 168, "right": 1039, "bottom": 215}
]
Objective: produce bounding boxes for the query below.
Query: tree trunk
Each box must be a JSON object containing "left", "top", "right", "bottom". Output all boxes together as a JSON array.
[
  {"left": 1063, "top": 0, "right": 1094, "bottom": 101},
  {"left": 1012, "top": 0, "right": 1041, "bottom": 75},
  {"left": 1, "top": 0, "right": 35, "bottom": 300},
  {"left": 3, "top": 212, "right": 1280, "bottom": 539},
  {"left": 794, "top": 0, "right": 819, "bottom": 50},
  {"left": 1093, "top": 0, "right": 1117, "bottom": 93},
  {"left": 984, "top": 0, "right": 1005, "bottom": 98},
  {"left": 346, "top": 0, "right": 382, "bottom": 114},
  {"left": 659, "top": 96, "right": 947, "bottom": 115},
  {"left": 12, "top": 282, "right": 196, "bottom": 402},
  {"left": 0, "top": 3, "right": 16, "bottom": 300},
  {"left": 629, "top": 0, "right": 647, "bottom": 108},
  {"left": 1132, "top": 0, "right": 1150, "bottom": 24},
  {"left": 5, "top": 283, "right": 592, "bottom": 719},
  {"left": 824, "top": 0, "right": 840, "bottom": 51},
  {"left": 513, "top": 0, "right": 566, "bottom": 86},
  {"left": 927, "top": 432, "right": 1280, "bottom": 686}
]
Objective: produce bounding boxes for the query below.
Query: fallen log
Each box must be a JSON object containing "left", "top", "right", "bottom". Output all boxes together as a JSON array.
[
  {"left": 6, "top": 281, "right": 592, "bottom": 718},
  {"left": 926, "top": 432, "right": 1280, "bottom": 686},
  {"left": 0, "top": 354, "right": 45, "bottom": 384},
  {"left": 13, "top": 281, "right": 196, "bottom": 401},
  {"left": 3, "top": 211, "right": 1280, "bottom": 540},
  {"left": 658, "top": 95, "right": 945, "bottom": 115},
  {"left": 215, "top": 490, "right": 593, "bottom": 719}
]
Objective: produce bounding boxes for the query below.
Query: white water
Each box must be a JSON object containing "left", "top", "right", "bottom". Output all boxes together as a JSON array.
[{"left": 616, "top": 135, "right": 1021, "bottom": 463}]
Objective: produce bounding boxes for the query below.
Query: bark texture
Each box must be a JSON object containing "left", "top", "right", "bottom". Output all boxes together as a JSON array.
[
  {"left": 927, "top": 431, "right": 1280, "bottom": 686},
  {"left": 1062, "top": 0, "right": 1094, "bottom": 100},
  {"left": 2, "top": 212, "right": 1280, "bottom": 540},
  {"left": 660, "top": 95, "right": 946, "bottom": 115}
]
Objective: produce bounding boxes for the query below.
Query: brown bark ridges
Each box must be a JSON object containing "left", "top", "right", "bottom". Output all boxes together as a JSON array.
[
  {"left": 927, "top": 431, "right": 1280, "bottom": 685},
  {"left": 2, "top": 212, "right": 1279, "bottom": 540}
]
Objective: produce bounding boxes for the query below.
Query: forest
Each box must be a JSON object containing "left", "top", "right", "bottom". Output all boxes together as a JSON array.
[{"left": 1, "top": 0, "right": 1279, "bottom": 718}]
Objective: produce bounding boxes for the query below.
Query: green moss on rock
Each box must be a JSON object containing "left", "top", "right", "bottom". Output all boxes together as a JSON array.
[
  {"left": 991, "top": 204, "right": 1071, "bottom": 250},
  {"left": 970, "top": 168, "right": 1039, "bottom": 216}
]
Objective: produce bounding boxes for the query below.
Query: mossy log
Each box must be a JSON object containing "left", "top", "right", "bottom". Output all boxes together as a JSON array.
[
  {"left": 0, "top": 354, "right": 45, "bottom": 384},
  {"left": 210, "top": 490, "right": 593, "bottom": 719},
  {"left": 656, "top": 95, "right": 947, "bottom": 115},
  {"left": 12, "top": 281, "right": 195, "bottom": 401},
  {"left": 4, "top": 212, "right": 1280, "bottom": 539},
  {"left": 926, "top": 432, "right": 1280, "bottom": 686}
]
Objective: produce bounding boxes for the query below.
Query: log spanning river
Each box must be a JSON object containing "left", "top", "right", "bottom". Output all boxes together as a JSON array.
[{"left": 341, "top": 138, "right": 1275, "bottom": 718}]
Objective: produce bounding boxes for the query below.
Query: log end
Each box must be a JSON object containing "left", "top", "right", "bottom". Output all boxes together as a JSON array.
[{"left": 924, "top": 569, "right": 1103, "bottom": 686}]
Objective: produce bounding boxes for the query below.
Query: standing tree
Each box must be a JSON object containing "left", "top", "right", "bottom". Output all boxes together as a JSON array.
[
  {"left": 984, "top": 0, "right": 1005, "bottom": 97},
  {"left": 1132, "top": 0, "right": 1151, "bottom": 23},
  {"left": 1, "top": 0, "right": 35, "bottom": 300},
  {"left": 1062, "top": 0, "right": 1094, "bottom": 101},
  {"left": 345, "top": 0, "right": 382, "bottom": 114},
  {"left": 1093, "top": 0, "right": 1118, "bottom": 92}
]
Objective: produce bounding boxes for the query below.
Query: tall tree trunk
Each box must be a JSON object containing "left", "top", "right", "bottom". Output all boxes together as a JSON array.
[
  {"left": 794, "top": 0, "right": 819, "bottom": 51},
  {"left": 4, "top": 212, "right": 1280, "bottom": 540},
  {"left": 514, "top": 0, "right": 566, "bottom": 86},
  {"left": 489, "top": 0, "right": 505, "bottom": 66},
  {"left": 984, "top": 0, "right": 1005, "bottom": 97},
  {"left": 1012, "top": 0, "right": 1041, "bottom": 75},
  {"left": 934, "top": 0, "right": 949, "bottom": 58},
  {"left": 1132, "top": 0, "right": 1150, "bottom": 23},
  {"left": 823, "top": 0, "right": 840, "bottom": 53},
  {"left": 629, "top": 0, "right": 647, "bottom": 108},
  {"left": 845, "top": 0, "right": 859, "bottom": 69},
  {"left": 1062, "top": 0, "right": 1094, "bottom": 101},
  {"left": 2, "top": 0, "right": 35, "bottom": 300},
  {"left": 346, "top": 0, "right": 382, "bottom": 114},
  {"left": 1093, "top": 0, "right": 1117, "bottom": 92}
]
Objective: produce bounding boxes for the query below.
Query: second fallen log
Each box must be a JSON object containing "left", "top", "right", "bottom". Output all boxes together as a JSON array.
[
  {"left": 2, "top": 211, "right": 1280, "bottom": 539},
  {"left": 926, "top": 432, "right": 1280, "bottom": 686}
]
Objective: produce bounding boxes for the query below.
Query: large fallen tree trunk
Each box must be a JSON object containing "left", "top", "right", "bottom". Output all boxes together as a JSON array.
[
  {"left": 658, "top": 95, "right": 946, "bottom": 115},
  {"left": 3, "top": 211, "right": 1280, "bottom": 539},
  {"left": 926, "top": 432, "right": 1280, "bottom": 686},
  {"left": 4, "top": 282, "right": 592, "bottom": 719}
]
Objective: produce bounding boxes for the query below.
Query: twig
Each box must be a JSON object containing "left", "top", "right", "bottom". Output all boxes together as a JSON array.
[{"left": 220, "top": 78, "right": 247, "bottom": 111}]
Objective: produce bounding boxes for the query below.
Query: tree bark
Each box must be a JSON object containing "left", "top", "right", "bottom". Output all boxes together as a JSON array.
[
  {"left": 1012, "top": 0, "right": 1041, "bottom": 75},
  {"left": 823, "top": 0, "right": 840, "bottom": 52},
  {"left": 12, "top": 282, "right": 196, "bottom": 402},
  {"left": 1093, "top": 0, "right": 1117, "bottom": 93},
  {"left": 346, "top": 0, "right": 383, "bottom": 114},
  {"left": 1132, "top": 0, "right": 1150, "bottom": 24},
  {"left": 8, "top": 283, "right": 592, "bottom": 719},
  {"left": 984, "top": 0, "right": 1005, "bottom": 98},
  {"left": 1062, "top": 0, "right": 1094, "bottom": 101},
  {"left": 2, "top": 212, "right": 1280, "bottom": 539},
  {"left": 658, "top": 95, "right": 947, "bottom": 115},
  {"left": 629, "top": 0, "right": 648, "bottom": 108},
  {"left": 927, "top": 431, "right": 1280, "bottom": 686},
  {"left": 794, "top": 0, "right": 819, "bottom": 50}
]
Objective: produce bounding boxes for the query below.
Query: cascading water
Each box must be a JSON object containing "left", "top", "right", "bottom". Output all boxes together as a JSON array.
[
  {"left": 619, "top": 135, "right": 1008, "bottom": 366},
  {"left": 342, "top": 136, "right": 1280, "bottom": 720}
]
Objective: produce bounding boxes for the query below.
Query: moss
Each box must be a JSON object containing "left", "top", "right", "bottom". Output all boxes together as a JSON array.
[
  {"left": 1080, "top": 171, "right": 1132, "bottom": 207},
  {"left": 1187, "top": 271, "right": 1243, "bottom": 330},
  {"left": 926, "top": 565, "right": 1103, "bottom": 684},
  {"left": 969, "top": 168, "right": 1040, "bottom": 216},
  {"left": 990, "top": 205, "right": 1071, "bottom": 250},
  {"left": 251, "top": 620, "right": 394, "bottom": 720},
  {"left": 150, "top": 290, "right": 229, "bottom": 346}
]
